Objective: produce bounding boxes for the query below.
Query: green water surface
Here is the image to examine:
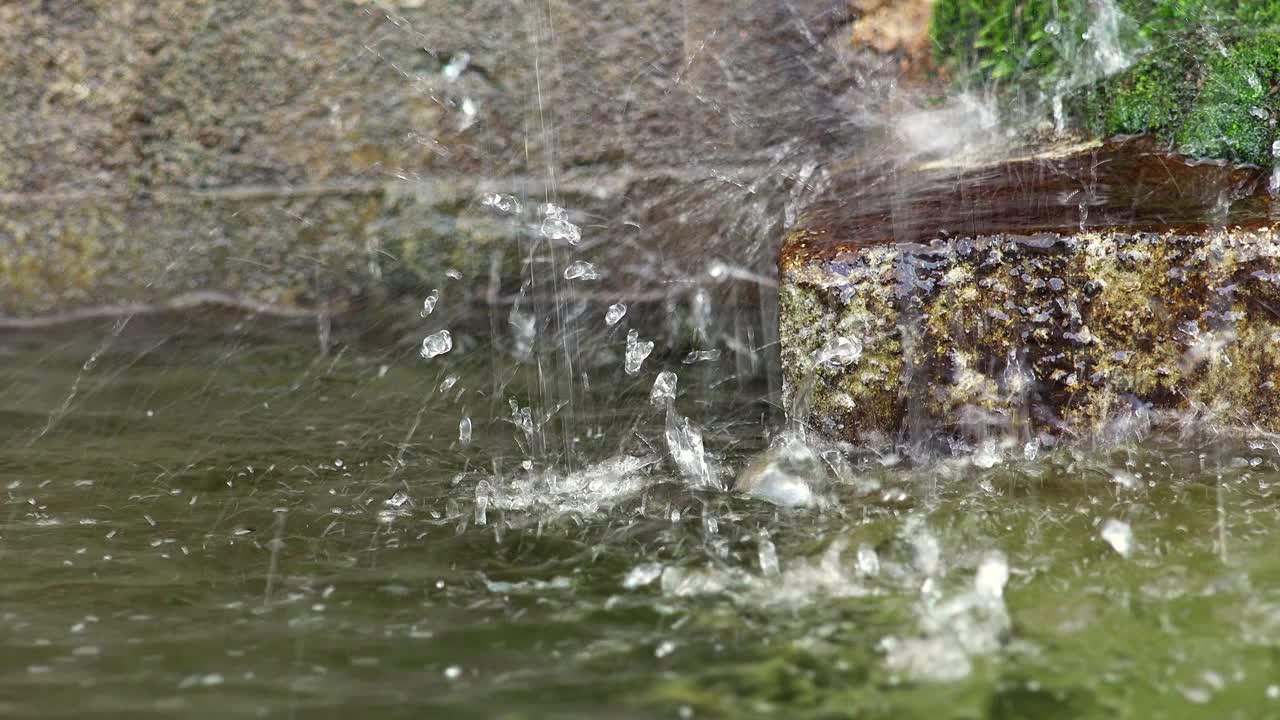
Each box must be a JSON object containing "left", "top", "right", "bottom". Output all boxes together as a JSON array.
[{"left": 1, "top": 317, "right": 1278, "bottom": 719}]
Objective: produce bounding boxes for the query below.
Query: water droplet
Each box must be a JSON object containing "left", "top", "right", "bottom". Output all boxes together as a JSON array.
[
  {"left": 480, "top": 192, "right": 521, "bottom": 214},
  {"left": 1111, "top": 469, "right": 1139, "bottom": 490},
  {"left": 439, "top": 375, "right": 458, "bottom": 393},
  {"left": 650, "top": 371, "right": 677, "bottom": 406},
  {"left": 420, "top": 289, "right": 439, "bottom": 317},
  {"left": 563, "top": 260, "right": 599, "bottom": 280},
  {"left": 973, "top": 440, "right": 1002, "bottom": 469},
  {"left": 458, "top": 416, "right": 472, "bottom": 447},
  {"left": 1044, "top": 20, "right": 1061, "bottom": 35},
  {"left": 622, "top": 563, "right": 663, "bottom": 589},
  {"left": 385, "top": 491, "right": 410, "bottom": 508},
  {"left": 665, "top": 410, "right": 715, "bottom": 487},
  {"left": 814, "top": 336, "right": 862, "bottom": 367},
  {"left": 509, "top": 401, "right": 534, "bottom": 440},
  {"left": 1181, "top": 686, "right": 1213, "bottom": 704},
  {"left": 757, "top": 533, "right": 780, "bottom": 577},
  {"left": 443, "top": 665, "right": 463, "bottom": 680},
  {"left": 604, "top": 303, "right": 627, "bottom": 326},
  {"left": 856, "top": 544, "right": 880, "bottom": 576},
  {"left": 1271, "top": 141, "right": 1280, "bottom": 195},
  {"left": 683, "top": 349, "right": 721, "bottom": 364},
  {"left": 625, "top": 330, "right": 654, "bottom": 375},
  {"left": 442, "top": 52, "right": 470, "bottom": 81},
  {"left": 474, "top": 480, "right": 492, "bottom": 526},
  {"left": 654, "top": 640, "right": 677, "bottom": 659},
  {"left": 1100, "top": 518, "right": 1134, "bottom": 558},
  {"left": 420, "top": 330, "right": 453, "bottom": 359},
  {"left": 974, "top": 551, "right": 1009, "bottom": 599},
  {"left": 540, "top": 203, "right": 581, "bottom": 244}
]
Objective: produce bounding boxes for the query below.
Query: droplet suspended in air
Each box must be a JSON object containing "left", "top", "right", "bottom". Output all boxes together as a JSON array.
[
  {"left": 1100, "top": 518, "right": 1134, "bottom": 558},
  {"left": 442, "top": 51, "right": 470, "bottom": 81},
  {"left": 564, "top": 260, "right": 599, "bottom": 280},
  {"left": 605, "top": 303, "right": 627, "bottom": 326},
  {"left": 480, "top": 192, "right": 521, "bottom": 214},
  {"left": 420, "top": 289, "right": 440, "bottom": 318},
  {"left": 650, "top": 371, "right": 677, "bottom": 406},
  {"left": 814, "top": 335, "right": 862, "bottom": 367},
  {"left": 757, "top": 532, "right": 780, "bottom": 577},
  {"left": 458, "top": 416, "right": 472, "bottom": 447},
  {"left": 540, "top": 203, "right": 581, "bottom": 244},
  {"left": 420, "top": 330, "right": 453, "bottom": 359},
  {"left": 683, "top": 349, "right": 721, "bottom": 364},
  {"left": 625, "top": 330, "right": 654, "bottom": 375}
]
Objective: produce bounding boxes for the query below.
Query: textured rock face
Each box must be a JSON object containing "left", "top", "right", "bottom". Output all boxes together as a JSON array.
[
  {"left": 780, "top": 140, "right": 1280, "bottom": 443},
  {"left": 0, "top": 0, "right": 871, "bottom": 321}
]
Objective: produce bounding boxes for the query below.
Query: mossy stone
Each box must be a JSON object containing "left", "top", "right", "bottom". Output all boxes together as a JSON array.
[
  {"left": 1175, "top": 34, "right": 1280, "bottom": 166},
  {"left": 929, "top": 0, "right": 1280, "bottom": 165}
]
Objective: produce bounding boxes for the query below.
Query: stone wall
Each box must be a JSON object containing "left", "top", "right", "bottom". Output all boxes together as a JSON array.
[{"left": 1, "top": 0, "right": 876, "bottom": 322}]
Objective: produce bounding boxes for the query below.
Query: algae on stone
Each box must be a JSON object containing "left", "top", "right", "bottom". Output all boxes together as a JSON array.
[
  {"left": 929, "top": 0, "right": 1280, "bottom": 166},
  {"left": 780, "top": 227, "right": 1280, "bottom": 443}
]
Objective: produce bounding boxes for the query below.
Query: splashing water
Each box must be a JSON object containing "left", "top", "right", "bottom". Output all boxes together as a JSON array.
[
  {"left": 604, "top": 302, "right": 626, "bottom": 326},
  {"left": 650, "top": 371, "right": 677, "bottom": 406},
  {"left": 480, "top": 192, "right": 522, "bottom": 214},
  {"left": 757, "top": 532, "right": 781, "bottom": 577},
  {"left": 682, "top": 349, "right": 721, "bottom": 364},
  {"left": 7, "top": 0, "right": 1280, "bottom": 715},
  {"left": 420, "top": 330, "right": 453, "bottom": 359},
  {"left": 814, "top": 335, "right": 862, "bottom": 368},
  {"left": 624, "top": 330, "right": 654, "bottom": 375},
  {"left": 441, "top": 51, "right": 471, "bottom": 81},
  {"left": 458, "top": 415, "right": 472, "bottom": 446},
  {"left": 540, "top": 203, "right": 582, "bottom": 245},
  {"left": 563, "top": 260, "right": 600, "bottom": 280},
  {"left": 664, "top": 409, "right": 716, "bottom": 488},
  {"left": 420, "top": 289, "right": 440, "bottom": 317},
  {"left": 1101, "top": 518, "right": 1135, "bottom": 558},
  {"left": 1271, "top": 140, "right": 1280, "bottom": 196}
]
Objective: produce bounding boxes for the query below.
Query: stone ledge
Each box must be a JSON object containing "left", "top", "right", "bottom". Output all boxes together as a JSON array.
[{"left": 780, "top": 140, "right": 1280, "bottom": 443}]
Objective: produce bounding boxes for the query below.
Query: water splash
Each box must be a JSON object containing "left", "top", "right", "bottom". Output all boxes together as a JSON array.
[
  {"left": 682, "top": 349, "right": 721, "bottom": 364},
  {"left": 480, "top": 192, "right": 521, "bottom": 214},
  {"left": 1100, "top": 518, "right": 1134, "bottom": 558},
  {"left": 664, "top": 409, "right": 716, "bottom": 488},
  {"left": 624, "top": 330, "right": 654, "bottom": 375},
  {"left": 604, "top": 303, "right": 627, "bottom": 326},
  {"left": 420, "top": 289, "right": 440, "bottom": 318},
  {"left": 650, "top": 371, "right": 677, "bottom": 406},
  {"left": 540, "top": 203, "right": 582, "bottom": 245},
  {"left": 563, "top": 260, "right": 600, "bottom": 280},
  {"left": 420, "top": 330, "right": 453, "bottom": 359}
]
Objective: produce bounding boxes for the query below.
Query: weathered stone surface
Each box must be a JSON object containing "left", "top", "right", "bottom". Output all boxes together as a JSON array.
[
  {"left": 1, "top": 0, "right": 874, "bottom": 327},
  {"left": 780, "top": 139, "right": 1280, "bottom": 443}
]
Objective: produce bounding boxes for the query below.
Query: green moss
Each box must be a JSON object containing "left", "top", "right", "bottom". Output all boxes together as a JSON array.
[
  {"left": 930, "top": 0, "right": 1088, "bottom": 89},
  {"left": 931, "top": 0, "right": 1280, "bottom": 165},
  {"left": 1176, "top": 34, "right": 1280, "bottom": 165},
  {"left": 1102, "top": 52, "right": 1185, "bottom": 136}
]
